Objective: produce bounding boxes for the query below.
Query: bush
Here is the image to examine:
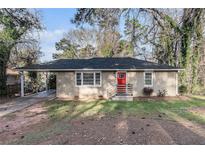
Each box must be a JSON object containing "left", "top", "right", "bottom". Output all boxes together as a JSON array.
[
  {"left": 179, "top": 85, "right": 187, "bottom": 94},
  {"left": 143, "top": 87, "right": 154, "bottom": 96},
  {"left": 191, "top": 84, "right": 205, "bottom": 95},
  {"left": 157, "top": 89, "right": 167, "bottom": 97},
  {"left": 48, "top": 74, "right": 56, "bottom": 89},
  {"left": 74, "top": 96, "right": 79, "bottom": 100},
  {"left": 98, "top": 95, "right": 104, "bottom": 100}
]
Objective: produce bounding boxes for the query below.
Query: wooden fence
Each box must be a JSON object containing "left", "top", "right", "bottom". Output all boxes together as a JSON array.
[
  {"left": 6, "top": 84, "right": 21, "bottom": 97},
  {"left": 0, "top": 84, "right": 20, "bottom": 104}
]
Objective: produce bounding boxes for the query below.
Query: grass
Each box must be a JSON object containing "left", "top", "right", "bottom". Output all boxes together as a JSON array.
[
  {"left": 9, "top": 95, "right": 205, "bottom": 144},
  {"left": 179, "top": 111, "right": 205, "bottom": 124},
  {"left": 43, "top": 96, "right": 205, "bottom": 124}
]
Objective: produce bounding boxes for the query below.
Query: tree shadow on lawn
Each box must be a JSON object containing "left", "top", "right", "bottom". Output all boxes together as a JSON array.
[
  {"left": 8, "top": 97, "right": 205, "bottom": 144},
  {"left": 44, "top": 100, "right": 104, "bottom": 120},
  {"left": 43, "top": 95, "right": 205, "bottom": 120},
  {"left": 22, "top": 98, "right": 205, "bottom": 123},
  {"left": 158, "top": 108, "right": 205, "bottom": 144},
  {"left": 9, "top": 100, "right": 103, "bottom": 144},
  {"left": 96, "top": 99, "right": 205, "bottom": 144},
  {"left": 187, "top": 95, "right": 205, "bottom": 102},
  {"left": 98, "top": 99, "right": 205, "bottom": 144}
]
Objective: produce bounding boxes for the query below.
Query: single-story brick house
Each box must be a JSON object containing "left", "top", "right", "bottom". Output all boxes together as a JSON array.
[{"left": 18, "top": 57, "right": 182, "bottom": 100}]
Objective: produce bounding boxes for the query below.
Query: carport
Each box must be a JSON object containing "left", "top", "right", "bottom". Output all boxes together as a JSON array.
[{"left": 18, "top": 70, "right": 53, "bottom": 97}]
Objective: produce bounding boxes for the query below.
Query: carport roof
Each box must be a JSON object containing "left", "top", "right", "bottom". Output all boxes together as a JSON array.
[{"left": 17, "top": 57, "right": 181, "bottom": 71}]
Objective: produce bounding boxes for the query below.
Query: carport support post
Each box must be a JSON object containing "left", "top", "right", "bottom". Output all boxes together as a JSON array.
[
  {"left": 20, "top": 71, "right": 24, "bottom": 97},
  {"left": 46, "top": 72, "right": 48, "bottom": 93}
]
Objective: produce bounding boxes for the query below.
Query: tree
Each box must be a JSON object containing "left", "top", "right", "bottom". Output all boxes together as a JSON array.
[
  {"left": 54, "top": 38, "right": 79, "bottom": 59},
  {"left": 115, "top": 40, "right": 133, "bottom": 57},
  {"left": 54, "top": 27, "right": 135, "bottom": 59},
  {"left": 0, "top": 9, "right": 42, "bottom": 96},
  {"left": 54, "top": 28, "right": 98, "bottom": 59},
  {"left": 9, "top": 37, "right": 42, "bottom": 67},
  {"left": 72, "top": 8, "right": 205, "bottom": 93},
  {"left": 72, "top": 8, "right": 155, "bottom": 58},
  {"left": 72, "top": 9, "right": 122, "bottom": 57},
  {"left": 9, "top": 37, "right": 42, "bottom": 93},
  {"left": 148, "top": 9, "right": 205, "bottom": 92}
]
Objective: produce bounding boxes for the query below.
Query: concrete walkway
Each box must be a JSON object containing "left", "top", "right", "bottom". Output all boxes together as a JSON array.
[{"left": 0, "top": 90, "right": 56, "bottom": 117}]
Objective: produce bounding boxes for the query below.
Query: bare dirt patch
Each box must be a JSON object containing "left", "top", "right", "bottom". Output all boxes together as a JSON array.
[
  {"left": 1, "top": 99, "right": 205, "bottom": 145},
  {"left": 39, "top": 114, "right": 205, "bottom": 145},
  {"left": 0, "top": 103, "right": 49, "bottom": 144}
]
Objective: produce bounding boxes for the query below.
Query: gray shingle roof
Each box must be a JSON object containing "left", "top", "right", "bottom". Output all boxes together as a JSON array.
[{"left": 18, "top": 57, "right": 180, "bottom": 70}]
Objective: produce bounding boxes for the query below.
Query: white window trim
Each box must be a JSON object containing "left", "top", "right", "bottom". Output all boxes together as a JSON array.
[
  {"left": 144, "top": 71, "right": 153, "bottom": 87},
  {"left": 76, "top": 72, "right": 82, "bottom": 86},
  {"left": 75, "top": 71, "right": 102, "bottom": 87}
]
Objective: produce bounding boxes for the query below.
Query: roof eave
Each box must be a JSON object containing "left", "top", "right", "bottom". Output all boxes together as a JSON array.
[{"left": 16, "top": 68, "right": 184, "bottom": 72}]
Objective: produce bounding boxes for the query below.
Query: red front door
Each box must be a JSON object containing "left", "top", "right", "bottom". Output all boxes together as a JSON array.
[
  {"left": 117, "top": 72, "right": 126, "bottom": 94},
  {"left": 117, "top": 72, "right": 126, "bottom": 85}
]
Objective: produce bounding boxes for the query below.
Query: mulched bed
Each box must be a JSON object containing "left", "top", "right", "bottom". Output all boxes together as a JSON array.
[{"left": 135, "top": 96, "right": 190, "bottom": 101}]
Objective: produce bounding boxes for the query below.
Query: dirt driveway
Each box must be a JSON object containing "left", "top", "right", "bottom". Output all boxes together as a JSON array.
[
  {"left": 0, "top": 91, "right": 55, "bottom": 117},
  {"left": 1, "top": 99, "right": 205, "bottom": 145}
]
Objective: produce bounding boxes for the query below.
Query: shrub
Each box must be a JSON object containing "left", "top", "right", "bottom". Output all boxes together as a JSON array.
[
  {"left": 157, "top": 89, "right": 167, "bottom": 97},
  {"left": 48, "top": 74, "right": 56, "bottom": 89},
  {"left": 191, "top": 84, "right": 205, "bottom": 95},
  {"left": 178, "top": 85, "right": 187, "bottom": 94},
  {"left": 98, "top": 95, "right": 104, "bottom": 100},
  {"left": 143, "top": 87, "right": 154, "bottom": 96},
  {"left": 74, "top": 96, "right": 79, "bottom": 100}
]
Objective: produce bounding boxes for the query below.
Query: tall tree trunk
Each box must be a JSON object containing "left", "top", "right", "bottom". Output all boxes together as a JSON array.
[
  {"left": 0, "top": 48, "right": 10, "bottom": 96},
  {"left": 174, "top": 40, "right": 179, "bottom": 67},
  {"left": 0, "top": 62, "right": 7, "bottom": 96}
]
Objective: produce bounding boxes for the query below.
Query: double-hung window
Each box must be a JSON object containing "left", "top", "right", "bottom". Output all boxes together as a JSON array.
[
  {"left": 83, "top": 73, "right": 94, "bottom": 85},
  {"left": 76, "top": 73, "right": 82, "bottom": 86},
  {"left": 76, "top": 72, "right": 101, "bottom": 87},
  {"left": 144, "top": 72, "right": 153, "bottom": 87}
]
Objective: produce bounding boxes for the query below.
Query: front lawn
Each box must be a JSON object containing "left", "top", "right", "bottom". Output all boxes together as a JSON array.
[
  {"left": 2, "top": 95, "right": 205, "bottom": 144},
  {"left": 44, "top": 96, "right": 205, "bottom": 124}
]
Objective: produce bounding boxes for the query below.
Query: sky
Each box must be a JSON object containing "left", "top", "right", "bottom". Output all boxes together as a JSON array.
[
  {"left": 36, "top": 8, "right": 148, "bottom": 62},
  {"left": 37, "top": 8, "right": 77, "bottom": 62}
]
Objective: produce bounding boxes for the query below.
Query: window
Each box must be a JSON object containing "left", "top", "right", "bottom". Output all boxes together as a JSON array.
[
  {"left": 75, "top": 72, "right": 101, "bottom": 87},
  {"left": 83, "top": 73, "right": 94, "bottom": 85},
  {"left": 95, "top": 73, "right": 101, "bottom": 85},
  {"left": 118, "top": 73, "right": 125, "bottom": 79},
  {"left": 144, "top": 72, "right": 153, "bottom": 86},
  {"left": 76, "top": 73, "right": 82, "bottom": 85}
]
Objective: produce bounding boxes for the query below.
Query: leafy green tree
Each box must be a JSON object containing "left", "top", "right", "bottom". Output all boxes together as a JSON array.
[
  {"left": 54, "top": 38, "right": 79, "bottom": 59},
  {"left": 0, "top": 9, "right": 42, "bottom": 96}
]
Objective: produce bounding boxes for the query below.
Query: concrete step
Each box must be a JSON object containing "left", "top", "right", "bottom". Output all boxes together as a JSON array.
[{"left": 111, "top": 96, "right": 133, "bottom": 101}]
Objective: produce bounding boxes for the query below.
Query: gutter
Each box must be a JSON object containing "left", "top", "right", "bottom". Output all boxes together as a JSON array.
[{"left": 16, "top": 68, "right": 184, "bottom": 72}]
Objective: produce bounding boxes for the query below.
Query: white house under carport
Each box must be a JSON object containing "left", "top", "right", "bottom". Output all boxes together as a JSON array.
[{"left": 17, "top": 57, "right": 182, "bottom": 100}]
